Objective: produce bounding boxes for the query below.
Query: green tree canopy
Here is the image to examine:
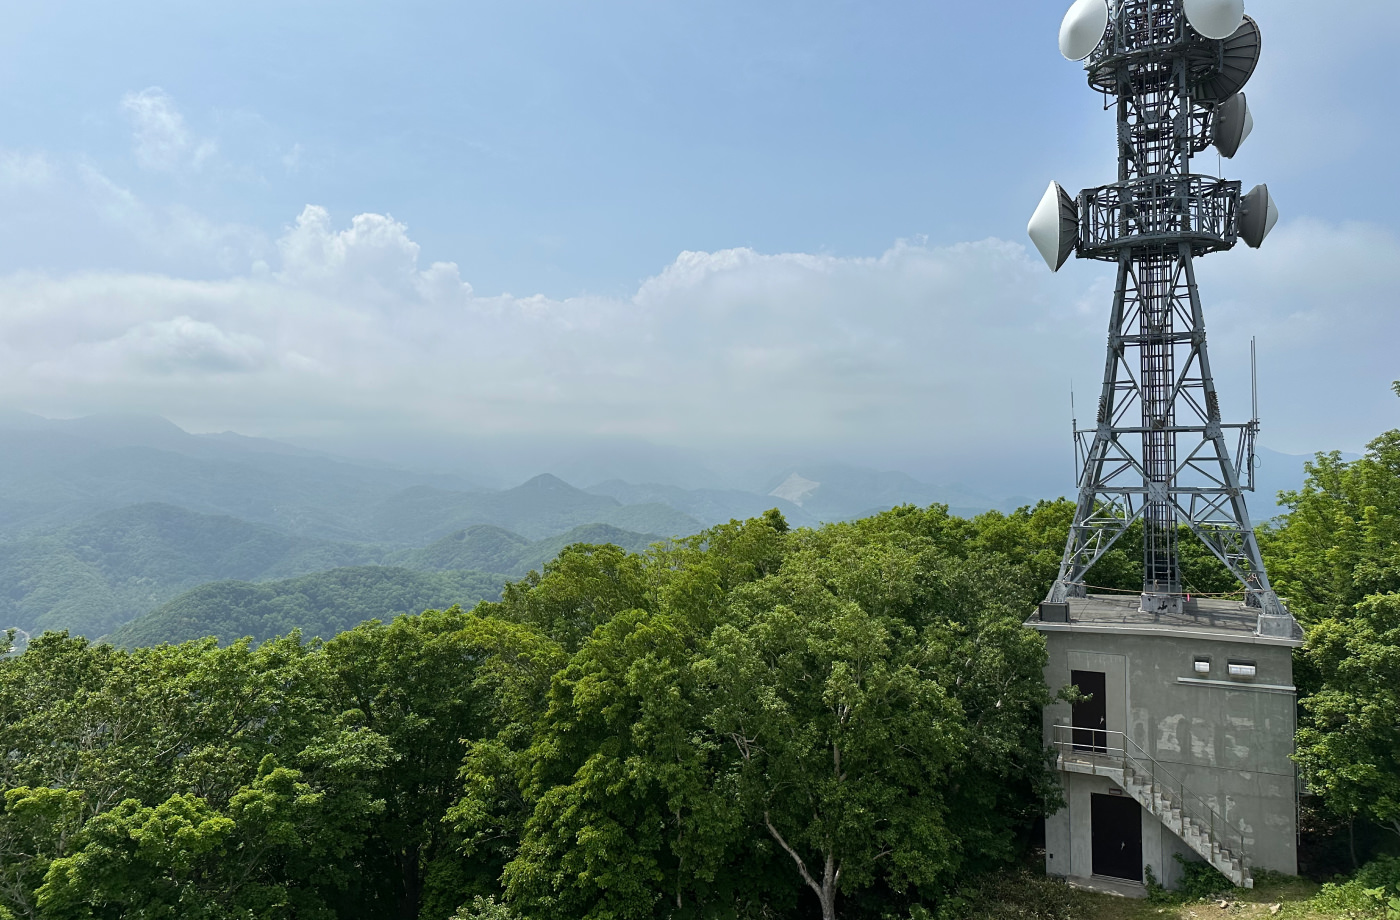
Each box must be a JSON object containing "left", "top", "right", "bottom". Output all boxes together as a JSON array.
[
  {"left": 0, "top": 510, "right": 1089, "bottom": 919},
  {"left": 1280, "top": 387, "right": 1400, "bottom": 846},
  {"left": 1263, "top": 430, "right": 1400, "bottom": 626},
  {"left": 456, "top": 509, "right": 1060, "bottom": 920},
  {"left": 1297, "top": 592, "right": 1400, "bottom": 840}
]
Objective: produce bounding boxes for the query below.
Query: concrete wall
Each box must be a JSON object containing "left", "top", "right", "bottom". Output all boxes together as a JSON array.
[
  {"left": 1042, "top": 629, "right": 1298, "bottom": 883},
  {"left": 1047, "top": 772, "right": 1210, "bottom": 889}
]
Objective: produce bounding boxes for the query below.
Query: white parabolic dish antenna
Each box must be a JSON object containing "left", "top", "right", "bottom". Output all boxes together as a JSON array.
[
  {"left": 1027, "top": 181, "right": 1079, "bottom": 271},
  {"left": 1059, "top": 0, "right": 1109, "bottom": 61},
  {"left": 1183, "top": 0, "right": 1246, "bottom": 40}
]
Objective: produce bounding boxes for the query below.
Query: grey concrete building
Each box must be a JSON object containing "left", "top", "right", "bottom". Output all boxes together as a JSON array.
[{"left": 1027, "top": 595, "right": 1303, "bottom": 892}]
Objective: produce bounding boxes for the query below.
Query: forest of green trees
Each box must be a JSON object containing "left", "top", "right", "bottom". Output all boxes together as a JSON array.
[{"left": 0, "top": 400, "right": 1395, "bottom": 919}]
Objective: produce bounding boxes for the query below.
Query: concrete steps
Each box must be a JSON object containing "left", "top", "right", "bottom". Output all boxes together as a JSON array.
[{"left": 1122, "top": 767, "right": 1252, "bottom": 889}]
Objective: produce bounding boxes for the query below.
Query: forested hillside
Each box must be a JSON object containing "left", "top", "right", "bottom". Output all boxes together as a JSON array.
[
  {"left": 105, "top": 524, "right": 662, "bottom": 648},
  {"left": 0, "top": 413, "right": 1328, "bottom": 647},
  {"left": 109, "top": 566, "right": 509, "bottom": 648},
  {"left": 0, "top": 503, "right": 380, "bottom": 638},
  {"left": 0, "top": 502, "right": 662, "bottom": 642},
  {"left": 388, "top": 522, "right": 661, "bottom": 577}
]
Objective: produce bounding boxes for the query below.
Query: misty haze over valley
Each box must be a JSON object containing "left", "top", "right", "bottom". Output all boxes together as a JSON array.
[{"left": 0, "top": 409, "right": 1323, "bottom": 647}]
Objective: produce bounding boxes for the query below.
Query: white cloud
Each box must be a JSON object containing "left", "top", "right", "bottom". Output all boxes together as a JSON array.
[
  {"left": 0, "top": 202, "right": 1390, "bottom": 472},
  {"left": 57, "top": 316, "right": 268, "bottom": 377},
  {"left": 120, "top": 87, "right": 217, "bottom": 172},
  {"left": 277, "top": 205, "right": 471, "bottom": 304},
  {"left": 0, "top": 151, "right": 53, "bottom": 189},
  {"left": 1193, "top": 218, "right": 1400, "bottom": 452},
  {"left": 0, "top": 206, "right": 1082, "bottom": 450},
  {"left": 281, "top": 143, "right": 303, "bottom": 174},
  {"left": 73, "top": 164, "right": 268, "bottom": 273}
]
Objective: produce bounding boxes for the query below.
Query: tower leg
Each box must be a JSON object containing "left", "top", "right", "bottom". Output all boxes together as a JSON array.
[{"left": 1050, "top": 257, "right": 1141, "bottom": 603}]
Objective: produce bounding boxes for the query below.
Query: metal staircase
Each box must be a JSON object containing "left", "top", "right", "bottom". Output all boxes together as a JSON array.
[{"left": 1050, "top": 726, "right": 1253, "bottom": 889}]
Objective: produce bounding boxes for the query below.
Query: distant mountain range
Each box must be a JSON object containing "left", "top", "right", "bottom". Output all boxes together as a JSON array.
[
  {"left": 0, "top": 501, "right": 667, "bottom": 641},
  {"left": 0, "top": 503, "right": 379, "bottom": 639},
  {"left": 0, "top": 413, "right": 1031, "bottom": 551},
  {"left": 365, "top": 475, "right": 698, "bottom": 543},
  {"left": 109, "top": 566, "right": 509, "bottom": 648},
  {"left": 387, "top": 522, "right": 662, "bottom": 576},
  {"left": 108, "top": 523, "right": 671, "bottom": 648},
  {"left": 0, "top": 412, "right": 1325, "bottom": 645}
]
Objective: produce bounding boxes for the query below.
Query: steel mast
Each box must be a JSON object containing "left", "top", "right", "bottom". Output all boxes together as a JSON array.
[{"left": 1028, "top": 0, "right": 1293, "bottom": 637}]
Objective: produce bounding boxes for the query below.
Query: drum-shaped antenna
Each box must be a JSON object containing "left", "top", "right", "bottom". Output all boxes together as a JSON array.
[
  {"left": 1028, "top": 181, "right": 1080, "bottom": 271},
  {"left": 1184, "top": 0, "right": 1246, "bottom": 40},
  {"left": 1193, "top": 16, "right": 1261, "bottom": 103},
  {"left": 1212, "top": 93, "right": 1253, "bottom": 158},
  {"left": 1238, "top": 184, "right": 1278, "bottom": 249},
  {"left": 1059, "top": 0, "right": 1109, "bottom": 61}
]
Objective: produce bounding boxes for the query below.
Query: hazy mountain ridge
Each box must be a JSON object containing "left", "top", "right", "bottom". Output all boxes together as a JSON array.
[
  {"left": 584, "top": 480, "right": 818, "bottom": 529},
  {"left": 0, "top": 413, "right": 1326, "bottom": 644},
  {"left": 387, "top": 524, "right": 530, "bottom": 574},
  {"left": 588, "top": 465, "right": 1029, "bottom": 528},
  {"left": 390, "top": 522, "right": 663, "bottom": 577},
  {"left": 0, "top": 413, "right": 1054, "bottom": 542},
  {"left": 0, "top": 503, "right": 382, "bottom": 638},
  {"left": 0, "top": 426, "right": 468, "bottom": 542},
  {"left": 0, "top": 496, "right": 668, "bottom": 641},
  {"left": 366, "top": 474, "right": 702, "bottom": 543},
  {"left": 0, "top": 416, "right": 705, "bottom": 544},
  {"left": 109, "top": 566, "right": 507, "bottom": 648},
  {"left": 761, "top": 463, "right": 1029, "bottom": 520}
]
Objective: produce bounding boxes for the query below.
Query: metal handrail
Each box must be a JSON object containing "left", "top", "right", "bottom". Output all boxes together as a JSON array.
[{"left": 1051, "top": 724, "right": 1249, "bottom": 867}]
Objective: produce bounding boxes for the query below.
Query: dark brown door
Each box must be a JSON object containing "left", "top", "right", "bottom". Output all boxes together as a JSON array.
[
  {"left": 1071, "top": 669, "right": 1107, "bottom": 752},
  {"left": 1092, "top": 793, "right": 1143, "bottom": 882}
]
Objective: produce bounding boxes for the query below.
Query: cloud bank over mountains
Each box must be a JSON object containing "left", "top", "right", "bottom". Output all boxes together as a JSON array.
[
  {"left": 0, "top": 199, "right": 1081, "bottom": 451},
  {"left": 0, "top": 84, "right": 1394, "bottom": 489}
]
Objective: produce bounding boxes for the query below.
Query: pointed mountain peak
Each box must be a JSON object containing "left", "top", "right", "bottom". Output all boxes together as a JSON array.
[
  {"left": 512, "top": 473, "right": 577, "bottom": 492},
  {"left": 769, "top": 473, "right": 821, "bottom": 507}
]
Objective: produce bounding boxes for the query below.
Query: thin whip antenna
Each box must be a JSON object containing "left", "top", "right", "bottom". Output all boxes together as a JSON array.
[
  {"left": 1071, "top": 380, "right": 1081, "bottom": 485},
  {"left": 1251, "top": 337, "right": 1258, "bottom": 422}
]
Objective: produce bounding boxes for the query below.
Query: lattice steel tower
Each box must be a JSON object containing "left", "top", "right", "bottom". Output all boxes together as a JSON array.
[{"left": 1027, "top": 0, "right": 1295, "bottom": 638}]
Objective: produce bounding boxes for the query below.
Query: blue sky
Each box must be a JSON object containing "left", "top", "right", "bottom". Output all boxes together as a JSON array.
[{"left": 0, "top": 0, "right": 1394, "bottom": 492}]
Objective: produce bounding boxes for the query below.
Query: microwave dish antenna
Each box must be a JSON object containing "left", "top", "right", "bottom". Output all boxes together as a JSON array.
[
  {"left": 1060, "top": 0, "right": 1110, "bottom": 60},
  {"left": 1184, "top": 0, "right": 1245, "bottom": 40},
  {"left": 1212, "top": 93, "right": 1253, "bottom": 158},
  {"left": 1028, "top": 0, "right": 1294, "bottom": 639},
  {"left": 1192, "top": 16, "right": 1262, "bottom": 103}
]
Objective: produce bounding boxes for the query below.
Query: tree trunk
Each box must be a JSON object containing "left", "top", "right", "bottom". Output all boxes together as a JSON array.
[
  {"left": 1349, "top": 815, "right": 1358, "bottom": 871},
  {"left": 764, "top": 812, "right": 840, "bottom": 920},
  {"left": 818, "top": 851, "right": 841, "bottom": 920},
  {"left": 817, "top": 876, "right": 838, "bottom": 920},
  {"left": 399, "top": 848, "right": 421, "bottom": 920}
]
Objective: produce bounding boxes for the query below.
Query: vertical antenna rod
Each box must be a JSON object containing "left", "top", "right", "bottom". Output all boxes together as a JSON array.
[
  {"left": 1031, "top": 0, "right": 1294, "bottom": 637},
  {"left": 1252, "top": 336, "right": 1259, "bottom": 422}
]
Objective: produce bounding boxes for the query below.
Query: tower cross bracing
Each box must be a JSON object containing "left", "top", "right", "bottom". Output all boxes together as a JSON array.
[{"left": 1030, "top": 0, "right": 1293, "bottom": 637}]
